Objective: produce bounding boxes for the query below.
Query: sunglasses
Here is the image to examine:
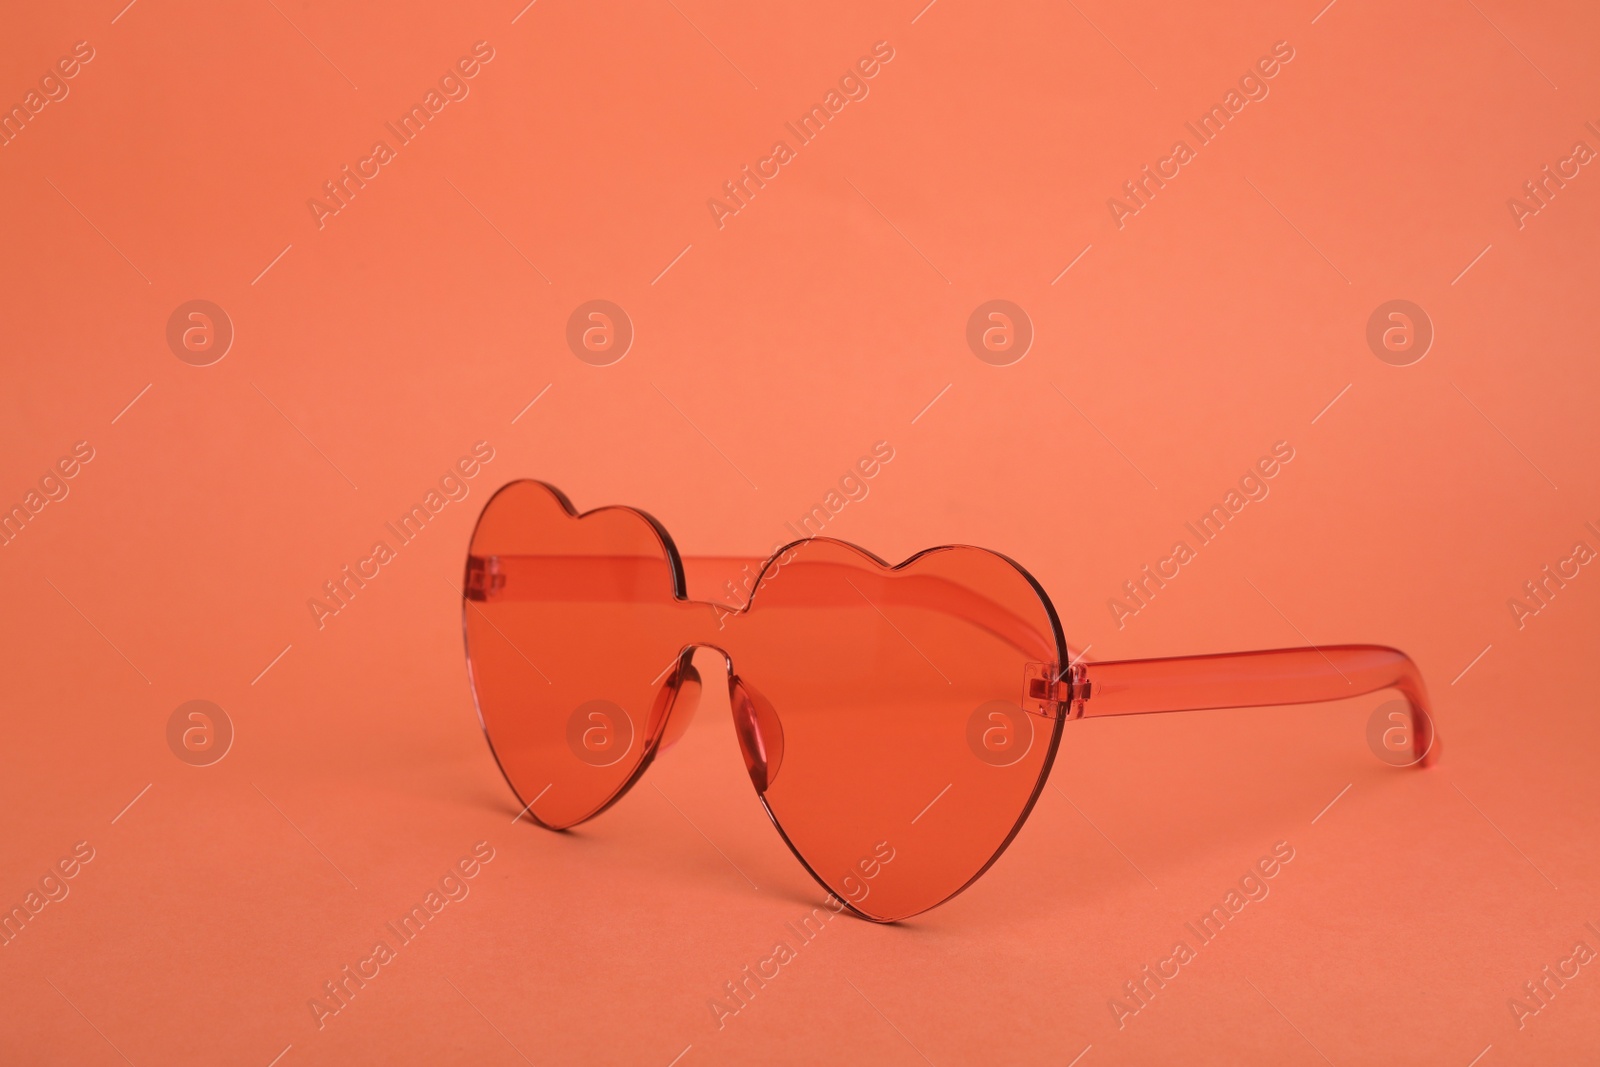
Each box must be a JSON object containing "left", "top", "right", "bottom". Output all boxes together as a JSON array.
[{"left": 459, "top": 480, "right": 1436, "bottom": 922}]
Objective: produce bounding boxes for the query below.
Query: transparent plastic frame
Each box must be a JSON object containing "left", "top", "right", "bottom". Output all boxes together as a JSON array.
[{"left": 460, "top": 480, "right": 1435, "bottom": 922}]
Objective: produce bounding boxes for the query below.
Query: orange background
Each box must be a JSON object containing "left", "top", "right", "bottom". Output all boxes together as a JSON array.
[{"left": 3, "top": 1, "right": 1598, "bottom": 1063}]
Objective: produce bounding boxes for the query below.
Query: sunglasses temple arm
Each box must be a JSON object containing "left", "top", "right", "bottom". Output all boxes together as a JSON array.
[{"left": 1067, "top": 645, "right": 1436, "bottom": 767}]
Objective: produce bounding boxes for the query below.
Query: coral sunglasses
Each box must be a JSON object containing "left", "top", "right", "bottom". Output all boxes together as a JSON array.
[{"left": 459, "top": 480, "right": 1435, "bottom": 922}]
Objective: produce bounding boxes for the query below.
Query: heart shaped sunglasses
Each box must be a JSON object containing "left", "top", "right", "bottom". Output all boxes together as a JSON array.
[{"left": 459, "top": 480, "right": 1435, "bottom": 922}]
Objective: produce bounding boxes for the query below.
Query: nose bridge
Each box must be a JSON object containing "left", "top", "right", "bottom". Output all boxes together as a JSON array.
[
  {"left": 667, "top": 605, "right": 780, "bottom": 783},
  {"left": 674, "top": 593, "right": 746, "bottom": 679},
  {"left": 677, "top": 639, "right": 735, "bottom": 682}
]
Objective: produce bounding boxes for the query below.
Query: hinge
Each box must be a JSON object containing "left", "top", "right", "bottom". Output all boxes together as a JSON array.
[
  {"left": 1025, "top": 661, "right": 1093, "bottom": 720},
  {"left": 464, "top": 554, "right": 504, "bottom": 601}
]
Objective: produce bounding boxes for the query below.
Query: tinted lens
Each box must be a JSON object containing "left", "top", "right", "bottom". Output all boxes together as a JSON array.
[
  {"left": 462, "top": 481, "right": 692, "bottom": 829},
  {"left": 729, "top": 539, "right": 1065, "bottom": 921}
]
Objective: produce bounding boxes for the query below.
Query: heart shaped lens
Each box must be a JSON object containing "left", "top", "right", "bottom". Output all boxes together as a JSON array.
[
  {"left": 462, "top": 480, "right": 694, "bottom": 829},
  {"left": 728, "top": 539, "right": 1066, "bottom": 921}
]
